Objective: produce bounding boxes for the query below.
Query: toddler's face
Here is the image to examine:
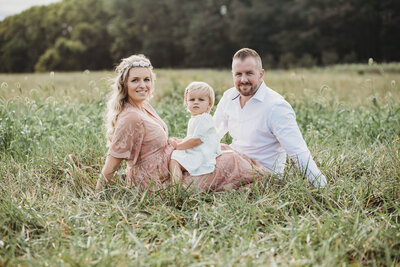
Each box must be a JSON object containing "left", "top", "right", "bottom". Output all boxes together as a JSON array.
[{"left": 186, "top": 91, "right": 211, "bottom": 116}]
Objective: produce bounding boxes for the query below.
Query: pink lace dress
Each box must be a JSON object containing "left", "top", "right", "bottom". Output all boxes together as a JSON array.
[{"left": 108, "top": 102, "right": 269, "bottom": 192}]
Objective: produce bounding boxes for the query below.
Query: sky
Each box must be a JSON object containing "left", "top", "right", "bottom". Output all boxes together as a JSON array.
[{"left": 0, "top": 0, "right": 61, "bottom": 20}]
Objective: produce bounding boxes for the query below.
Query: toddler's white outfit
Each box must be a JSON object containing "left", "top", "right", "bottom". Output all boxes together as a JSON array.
[{"left": 171, "top": 113, "right": 221, "bottom": 176}]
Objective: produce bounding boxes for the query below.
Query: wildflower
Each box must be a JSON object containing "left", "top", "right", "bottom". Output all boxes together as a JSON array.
[
  {"left": 30, "top": 88, "right": 38, "bottom": 96},
  {"left": 220, "top": 5, "right": 227, "bottom": 16},
  {"left": 0, "top": 82, "right": 8, "bottom": 89},
  {"left": 89, "top": 80, "right": 96, "bottom": 88}
]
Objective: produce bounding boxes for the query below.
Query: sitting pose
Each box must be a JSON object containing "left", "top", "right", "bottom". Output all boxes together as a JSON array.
[
  {"left": 169, "top": 82, "right": 221, "bottom": 184},
  {"left": 214, "top": 48, "right": 327, "bottom": 188},
  {"left": 96, "top": 54, "right": 269, "bottom": 193}
]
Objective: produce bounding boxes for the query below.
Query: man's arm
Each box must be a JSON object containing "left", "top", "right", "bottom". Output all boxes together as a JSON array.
[
  {"left": 290, "top": 150, "right": 327, "bottom": 188},
  {"left": 270, "top": 102, "right": 327, "bottom": 188},
  {"left": 213, "top": 93, "right": 229, "bottom": 141}
]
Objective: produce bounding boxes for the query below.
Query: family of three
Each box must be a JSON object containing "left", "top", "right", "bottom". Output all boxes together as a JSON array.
[{"left": 95, "top": 48, "right": 327, "bottom": 192}]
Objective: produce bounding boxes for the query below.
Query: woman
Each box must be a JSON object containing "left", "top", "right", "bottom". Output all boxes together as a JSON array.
[{"left": 96, "top": 54, "right": 268, "bottom": 192}]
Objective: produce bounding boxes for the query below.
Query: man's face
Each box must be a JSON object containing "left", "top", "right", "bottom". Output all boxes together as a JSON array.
[{"left": 232, "top": 57, "right": 264, "bottom": 97}]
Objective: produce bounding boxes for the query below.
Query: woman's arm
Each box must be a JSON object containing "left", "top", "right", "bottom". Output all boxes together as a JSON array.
[{"left": 96, "top": 155, "right": 123, "bottom": 191}]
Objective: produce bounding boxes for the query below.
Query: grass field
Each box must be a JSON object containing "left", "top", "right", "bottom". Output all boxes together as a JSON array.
[{"left": 0, "top": 63, "right": 399, "bottom": 266}]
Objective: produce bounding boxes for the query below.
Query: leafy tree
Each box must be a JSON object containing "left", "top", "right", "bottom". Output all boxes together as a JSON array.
[
  {"left": 0, "top": 6, "right": 52, "bottom": 72},
  {"left": 180, "top": 0, "right": 233, "bottom": 67},
  {"left": 229, "top": 0, "right": 281, "bottom": 64},
  {"left": 380, "top": 0, "right": 400, "bottom": 61},
  {"left": 134, "top": 0, "right": 187, "bottom": 67},
  {"left": 0, "top": 0, "right": 399, "bottom": 72},
  {"left": 105, "top": 0, "right": 144, "bottom": 62},
  {"left": 35, "top": 37, "right": 86, "bottom": 71},
  {"left": 71, "top": 22, "right": 113, "bottom": 69}
]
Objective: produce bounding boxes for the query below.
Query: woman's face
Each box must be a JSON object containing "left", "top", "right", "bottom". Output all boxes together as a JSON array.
[{"left": 126, "top": 67, "right": 152, "bottom": 106}]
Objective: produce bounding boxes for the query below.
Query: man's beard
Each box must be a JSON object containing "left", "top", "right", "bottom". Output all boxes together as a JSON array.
[{"left": 237, "top": 82, "right": 258, "bottom": 97}]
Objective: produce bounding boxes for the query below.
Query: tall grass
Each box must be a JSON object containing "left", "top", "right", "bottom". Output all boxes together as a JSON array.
[{"left": 0, "top": 64, "right": 399, "bottom": 265}]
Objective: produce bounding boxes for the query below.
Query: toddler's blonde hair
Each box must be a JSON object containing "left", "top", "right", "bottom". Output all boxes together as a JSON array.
[{"left": 184, "top": 81, "right": 215, "bottom": 111}]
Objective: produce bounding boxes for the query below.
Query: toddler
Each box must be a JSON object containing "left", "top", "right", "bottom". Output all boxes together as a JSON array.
[{"left": 169, "top": 81, "right": 221, "bottom": 184}]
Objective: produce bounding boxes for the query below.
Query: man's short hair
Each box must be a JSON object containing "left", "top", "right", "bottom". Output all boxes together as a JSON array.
[{"left": 232, "top": 48, "right": 262, "bottom": 69}]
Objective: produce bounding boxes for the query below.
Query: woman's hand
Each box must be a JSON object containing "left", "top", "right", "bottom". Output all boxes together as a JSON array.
[
  {"left": 95, "top": 172, "right": 109, "bottom": 192},
  {"left": 96, "top": 155, "right": 123, "bottom": 192},
  {"left": 95, "top": 177, "right": 103, "bottom": 192},
  {"left": 168, "top": 138, "right": 179, "bottom": 149}
]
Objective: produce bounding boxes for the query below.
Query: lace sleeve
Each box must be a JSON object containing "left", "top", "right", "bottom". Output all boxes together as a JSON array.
[{"left": 108, "top": 111, "right": 144, "bottom": 164}]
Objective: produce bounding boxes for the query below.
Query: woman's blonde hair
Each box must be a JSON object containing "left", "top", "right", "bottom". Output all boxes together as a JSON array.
[
  {"left": 105, "top": 54, "right": 156, "bottom": 145},
  {"left": 184, "top": 81, "right": 215, "bottom": 112}
]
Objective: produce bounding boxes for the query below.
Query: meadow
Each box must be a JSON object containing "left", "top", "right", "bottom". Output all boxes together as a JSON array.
[{"left": 0, "top": 63, "right": 399, "bottom": 266}]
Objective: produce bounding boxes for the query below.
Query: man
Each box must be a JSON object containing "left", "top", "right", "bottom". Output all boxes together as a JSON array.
[{"left": 214, "top": 48, "right": 327, "bottom": 188}]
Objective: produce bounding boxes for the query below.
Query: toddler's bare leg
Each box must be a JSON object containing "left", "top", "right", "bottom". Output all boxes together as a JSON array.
[{"left": 169, "top": 159, "right": 183, "bottom": 184}]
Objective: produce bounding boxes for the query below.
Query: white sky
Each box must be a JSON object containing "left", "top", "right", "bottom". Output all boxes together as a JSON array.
[{"left": 0, "top": 0, "right": 61, "bottom": 20}]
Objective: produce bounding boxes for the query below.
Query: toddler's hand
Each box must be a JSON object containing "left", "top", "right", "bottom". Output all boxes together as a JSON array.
[{"left": 168, "top": 138, "right": 178, "bottom": 149}]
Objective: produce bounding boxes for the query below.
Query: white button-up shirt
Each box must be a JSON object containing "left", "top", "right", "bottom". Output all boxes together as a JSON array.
[{"left": 214, "top": 81, "right": 327, "bottom": 187}]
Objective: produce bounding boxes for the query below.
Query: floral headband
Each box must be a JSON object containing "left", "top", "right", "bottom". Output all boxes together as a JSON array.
[{"left": 131, "top": 60, "right": 152, "bottom": 68}]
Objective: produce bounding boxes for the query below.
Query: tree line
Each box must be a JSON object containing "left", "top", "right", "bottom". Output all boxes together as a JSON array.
[{"left": 0, "top": 0, "right": 399, "bottom": 72}]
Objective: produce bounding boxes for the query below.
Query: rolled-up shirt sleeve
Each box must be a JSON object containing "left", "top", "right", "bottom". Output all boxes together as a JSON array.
[
  {"left": 269, "top": 102, "right": 327, "bottom": 187},
  {"left": 213, "top": 93, "right": 229, "bottom": 141}
]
